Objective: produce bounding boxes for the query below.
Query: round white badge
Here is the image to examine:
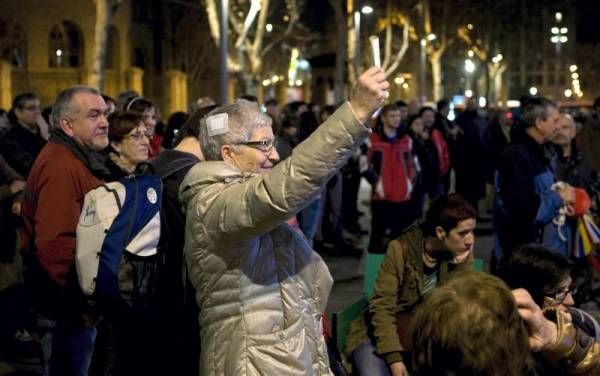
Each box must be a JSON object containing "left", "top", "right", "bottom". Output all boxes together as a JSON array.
[{"left": 147, "top": 187, "right": 158, "bottom": 204}]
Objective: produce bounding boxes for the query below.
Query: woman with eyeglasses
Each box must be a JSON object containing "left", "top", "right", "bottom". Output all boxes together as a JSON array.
[
  {"left": 179, "top": 67, "right": 388, "bottom": 375},
  {"left": 502, "top": 244, "right": 600, "bottom": 373},
  {"left": 105, "top": 111, "right": 150, "bottom": 180}
]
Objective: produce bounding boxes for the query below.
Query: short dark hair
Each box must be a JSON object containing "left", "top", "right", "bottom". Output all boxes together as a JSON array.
[
  {"left": 102, "top": 94, "right": 115, "bottom": 106},
  {"left": 108, "top": 111, "right": 144, "bottom": 143},
  {"left": 502, "top": 244, "right": 572, "bottom": 307},
  {"left": 422, "top": 194, "right": 477, "bottom": 236},
  {"left": 13, "top": 92, "right": 39, "bottom": 110},
  {"left": 521, "top": 97, "right": 557, "bottom": 128},
  {"left": 125, "top": 96, "right": 155, "bottom": 113},
  {"left": 395, "top": 100, "right": 407, "bottom": 108},
  {"left": 411, "top": 271, "right": 535, "bottom": 375},
  {"left": 437, "top": 99, "right": 450, "bottom": 112},
  {"left": 380, "top": 103, "right": 399, "bottom": 116},
  {"left": 173, "top": 105, "right": 217, "bottom": 146},
  {"left": 406, "top": 114, "right": 421, "bottom": 129},
  {"left": 418, "top": 106, "right": 435, "bottom": 117}
]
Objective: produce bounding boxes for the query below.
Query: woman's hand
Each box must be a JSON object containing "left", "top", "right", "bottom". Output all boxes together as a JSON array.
[{"left": 350, "top": 67, "right": 389, "bottom": 125}]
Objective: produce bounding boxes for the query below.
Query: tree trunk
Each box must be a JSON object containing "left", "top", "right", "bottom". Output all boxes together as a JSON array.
[
  {"left": 330, "top": 0, "right": 347, "bottom": 103},
  {"left": 430, "top": 53, "right": 442, "bottom": 101},
  {"left": 90, "top": 0, "right": 112, "bottom": 91}
]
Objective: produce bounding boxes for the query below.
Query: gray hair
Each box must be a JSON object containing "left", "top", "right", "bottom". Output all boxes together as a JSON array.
[
  {"left": 522, "top": 97, "right": 557, "bottom": 128},
  {"left": 51, "top": 86, "right": 101, "bottom": 129},
  {"left": 199, "top": 99, "right": 272, "bottom": 161}
]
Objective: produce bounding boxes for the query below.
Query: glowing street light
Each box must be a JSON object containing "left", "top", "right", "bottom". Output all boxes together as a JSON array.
[
  {"left": 465, "top": 89, "right": 473, "bottom": 98},
  {"left": 427, "top": 33, "right": 437, "bottom": 41},
  {"left": 564, "top": 89, "right": 573, "bottom": 98},
  {"left": 361, "top": 5, "right": 373, "bottom": 14},
  {"left": 394, "top": 76, "right": 405, "bottom": 85},
  {"left": 571, "top": 72, "right": 579, "bottom": 79},
  {"left": 570, "top": 65, "right": 578, "bottom": 72},
  {"left": 529, "top": 86, "right": 538, "bottom": 96},
  {"left": 555, "top": 12, "right": 563, "bottom": 23},
  {"left": 265, "top": 23, "right": 273, "bottom": 32},
  {"left": 464, "top": 59, "right": 475, "bottom": 73},
  {"left": 550, "top": 12, "right": 567, "bottom": 99}
]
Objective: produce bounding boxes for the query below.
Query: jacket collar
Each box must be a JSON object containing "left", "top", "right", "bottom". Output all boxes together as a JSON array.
[{"left": 49, "top": 129, "right": 111, "bottom": 180}]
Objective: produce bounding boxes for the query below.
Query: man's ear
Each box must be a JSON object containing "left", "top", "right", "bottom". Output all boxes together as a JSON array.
[
  {"left": 59, "top": 118, "right": 74, "bottom": 137},
  {"left": 534, "top": 117, "right": 543, "bottom": 131},
  {"left": 435, "top": 226, "right": 446, "bottom": 241},
  {"left": 221, "top": 144, "right": 235, "bottom": 163}
]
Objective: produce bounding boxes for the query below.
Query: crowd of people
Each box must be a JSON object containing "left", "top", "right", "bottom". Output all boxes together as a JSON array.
[{"left": 1, "top": 66, "right": 600, "bottom": 375}]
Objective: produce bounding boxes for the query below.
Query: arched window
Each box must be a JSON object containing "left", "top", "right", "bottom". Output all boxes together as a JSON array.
[
  {"left": 0, "top": 18, "right": 27, "bottom": 67},
  {"left": 48, "top": 21, "right": 84, "bottom": 67}
]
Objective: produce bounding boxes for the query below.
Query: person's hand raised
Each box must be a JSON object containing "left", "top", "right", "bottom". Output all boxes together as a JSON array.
[{"left": 349, "top": 67, "right": 389, "bottom": 125}]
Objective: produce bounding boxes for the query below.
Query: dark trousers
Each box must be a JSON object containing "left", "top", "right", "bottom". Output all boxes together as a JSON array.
[{"left": 368, "top": 200, "right": 415, "bottom": 254}]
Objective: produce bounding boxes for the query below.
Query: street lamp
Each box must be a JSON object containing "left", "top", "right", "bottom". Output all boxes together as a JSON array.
[
  {"left": 420, "top": 38, "right": 427, "bottom": 102},
  {"left": 465, "top": 58, "right": 475, "bottom": 95},
  {"left": 361, "top": 5, "right": 373, "bottom": 14},
  {"left": 550, "top": 11, "right": 567, "bottom": 100},
  {"left": 529, "top": 86, "right": 538, "bottom": 96}
]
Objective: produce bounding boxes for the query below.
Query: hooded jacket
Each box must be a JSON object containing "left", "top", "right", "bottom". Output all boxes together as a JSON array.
[{"left": 179, "top": 102, "right": 369, "bottom": 375}]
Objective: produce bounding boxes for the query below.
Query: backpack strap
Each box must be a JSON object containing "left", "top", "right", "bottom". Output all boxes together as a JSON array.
[{"left": 156, "top": 159, "right": 198, "bottom": 180}]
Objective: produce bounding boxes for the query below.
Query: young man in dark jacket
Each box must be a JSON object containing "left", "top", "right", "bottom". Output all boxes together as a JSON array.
[{"left": 493, "top": 97, "right": 574, "bottom": 268}]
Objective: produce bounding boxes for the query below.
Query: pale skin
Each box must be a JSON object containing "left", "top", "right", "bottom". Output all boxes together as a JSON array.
[
  {"left": 110, "top": 124, "right": 150, "bottom": 173},
  {"left": 220, "top": 67, "right": 390, "bottom": 175},
  {"left": 512, "top": 288, "right": 558, "bottom": 351},
  {"left": 59, "top": 93, "right": 110, "bottom": 152}
]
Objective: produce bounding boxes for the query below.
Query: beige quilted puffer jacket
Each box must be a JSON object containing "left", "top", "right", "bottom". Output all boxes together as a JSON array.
[{"left": 179, "top": 102, "right": 369, "bottom": 375}]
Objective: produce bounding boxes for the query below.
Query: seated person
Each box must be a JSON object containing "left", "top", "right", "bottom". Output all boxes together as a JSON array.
[
  {"left": 410, "top": 270, "right": 600, "bottom": 375},
  {"left": 346, "top": 193, "right": 476, "bottom": 376}
]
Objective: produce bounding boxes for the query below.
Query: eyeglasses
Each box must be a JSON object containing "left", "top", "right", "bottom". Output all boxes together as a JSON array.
[
  {"left": 126, "top": 132, "right": 152, "bottom": 141},
  {"left": 545, "top": 284, "right": 578, "bottom": 303},
  {"left": 236, "top": 139, "right": 276, "bottom": 154}
]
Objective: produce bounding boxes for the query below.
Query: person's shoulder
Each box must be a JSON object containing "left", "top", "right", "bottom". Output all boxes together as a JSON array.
[
  {"left": 35, "top": 143, "right": 87, "bottom": 175},
  {"left": 500, "top": 142, "right": 528, "bottom": 160}
]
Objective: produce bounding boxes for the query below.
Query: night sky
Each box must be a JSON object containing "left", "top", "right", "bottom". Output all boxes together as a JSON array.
[{"left": 576, "top": 0, "right": 600, "bottom": 43}]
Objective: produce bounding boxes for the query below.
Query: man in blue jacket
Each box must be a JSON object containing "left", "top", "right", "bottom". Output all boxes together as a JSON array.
[{"left": 493, "top": 97, "right": 574, "bottom": 270}]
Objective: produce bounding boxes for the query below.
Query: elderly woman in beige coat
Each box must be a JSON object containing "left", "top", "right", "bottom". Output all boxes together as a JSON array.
[{"left": 179, "top": 68, "right": 389, "bottom": 375}]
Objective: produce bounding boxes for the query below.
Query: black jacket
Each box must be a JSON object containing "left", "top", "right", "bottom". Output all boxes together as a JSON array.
[
  {"left": 1, "top": 122, "right": 46, "bottom": 177},
  {"left": 494, "top": 128, "right": 563, "bottom": 259}
]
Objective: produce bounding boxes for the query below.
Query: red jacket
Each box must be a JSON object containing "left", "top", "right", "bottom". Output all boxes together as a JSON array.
[
  {"left": 431, "top": 128, "right": 450, "bottom": 176},
  {"left": 369, "top": 133, "right": 416, "bottom": 203},
  {"left": 21, "top": 142, "right": 103, "bottom": 286}
]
